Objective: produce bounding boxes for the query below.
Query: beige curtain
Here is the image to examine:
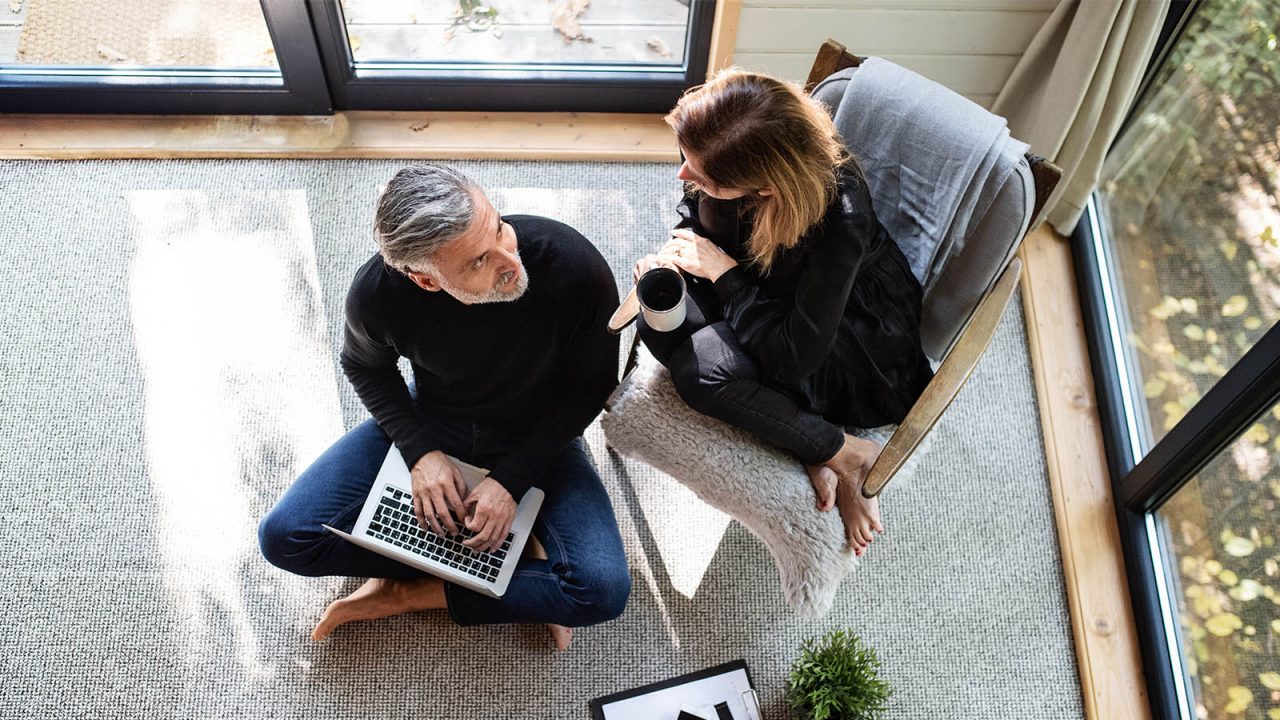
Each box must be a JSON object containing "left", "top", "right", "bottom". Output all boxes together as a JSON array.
[{"left": 992, "top": 0, "right": 1170, "bottom": 234}]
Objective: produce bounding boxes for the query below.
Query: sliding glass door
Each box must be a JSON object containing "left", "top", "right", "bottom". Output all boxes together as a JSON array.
[
  {"left": 0, "top": 0, "right": 716, "bottom": 113},
  {"left": 1075, "top": 1, "right": 1280, "bottom": 717}
]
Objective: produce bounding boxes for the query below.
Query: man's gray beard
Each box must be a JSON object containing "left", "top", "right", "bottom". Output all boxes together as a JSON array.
[{"left": 439, "top": 254, "right": 530, "bottom": 305}]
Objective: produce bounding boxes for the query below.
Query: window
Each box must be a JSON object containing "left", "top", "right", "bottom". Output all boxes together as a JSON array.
[
  {"left": 0, "top": 0, "right": 329, "bottom": 113},
  {"left": 1076, "top": 1, "right": 1280, "bottom": 718},
  {"left": 1094, "top": 0, "right": 1280, "bottom": 455},
  {"left": 309, "top": 0, "right": 715, "bottom": 112},
  {"left": 1155, "top": 424, "right": 1280, "bottom": 718},
  {"left": 0, "top": 0, "right": 716, "bottom": 113}
]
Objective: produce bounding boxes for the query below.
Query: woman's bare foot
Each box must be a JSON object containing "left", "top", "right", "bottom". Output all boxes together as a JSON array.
[
  {"left": 311, "top": 577, "right": 446, "bottom": 641},
  {"left": 822, "top": 434, "right": 885, "bottom": 555},
  {"left": 805, "top": 464, "right": 838, "bottom": 512},
  {"left": 525, "top": 536, "right": 573, "bottom": 652}
]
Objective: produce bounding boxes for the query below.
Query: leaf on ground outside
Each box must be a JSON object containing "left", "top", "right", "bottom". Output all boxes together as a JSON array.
[
  {"left": 1205, "top": 612, "right": 1243, "bottom": 637},
  {"left": 552, "top": 0, "right": 593, "bottom": 43},
  {"left": 646, "top": 35, "right": 672, "bottom": 57},
  {"left": 1179, "top": 520, "right": 1204, "bottom": 546},
  {"left": 1224, "top": 536, "right": 1256, "bottom": 557},
  {"left": 96, "top": 45, "right": 131, "bottom": 62},
  {"left": 1223, "top": 685, "right": 1252, "bottom": 714},
  {"left": 1222, "top": 295, "right": 1250, "bottom": 317},
  {"left": 1228, "top": 578, "right": 1262, "bottom": 601},
  {"left": 1244, "top": 423, "right": 1270, "bottom": 444},
  {"left": 1150, "top": 295, "right": 1183, "bottom": 319}
]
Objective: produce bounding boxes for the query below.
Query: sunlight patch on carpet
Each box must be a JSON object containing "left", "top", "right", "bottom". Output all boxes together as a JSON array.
[{"left": 126, "top": 188, "right": 343, "bottom": 673}]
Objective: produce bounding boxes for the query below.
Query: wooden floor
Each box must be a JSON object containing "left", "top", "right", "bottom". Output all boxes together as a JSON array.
[
  {"left": 0, "top": 112, "right": 678, "bottom": 160},
  {"left": 1019, "top": 225, "right": 1152, "bottom": 720},
  {"left": 0, "top": 111, "right": 1150, "bottom": 720}
]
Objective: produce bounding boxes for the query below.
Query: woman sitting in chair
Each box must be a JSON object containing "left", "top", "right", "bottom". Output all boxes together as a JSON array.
[{"left": 634, "top": 69, "right": 934, "bottom": 556}]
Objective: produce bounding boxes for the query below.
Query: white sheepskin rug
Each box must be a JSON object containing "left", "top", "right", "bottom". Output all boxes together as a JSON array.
[{"left": 602, "top": 346, "right": 926, "bottom": 618}]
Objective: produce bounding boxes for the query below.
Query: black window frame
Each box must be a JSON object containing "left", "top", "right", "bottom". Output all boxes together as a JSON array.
[
  {"left": 1071, "top": 2, "right": 1280, "bottom": 718},
  {"left": 305, "top": 0, "right": 717, "bottom": 112}
]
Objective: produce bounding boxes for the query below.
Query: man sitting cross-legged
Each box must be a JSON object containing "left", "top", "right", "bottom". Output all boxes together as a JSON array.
[{"left": 258, "top": 164, "right": 629, "bottom": 650}]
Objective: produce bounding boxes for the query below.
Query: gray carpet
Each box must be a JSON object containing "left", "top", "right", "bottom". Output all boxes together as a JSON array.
[{"left": 0, "top": 159, "right": 1083, "bottom": 719}]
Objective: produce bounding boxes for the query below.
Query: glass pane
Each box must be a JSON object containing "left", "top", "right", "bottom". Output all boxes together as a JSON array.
[
  {"left": 2, "top": 0, "right": 277, "bottom": 68},
  {"left": 1094, "top": 0, "right": 1280, "bottom": 452},
  {"left": 1155, "top": 396, "right": 1280, "bottom": 720},
  {"left": 339, "top": 0, "right": 689, "bottom": 67}
]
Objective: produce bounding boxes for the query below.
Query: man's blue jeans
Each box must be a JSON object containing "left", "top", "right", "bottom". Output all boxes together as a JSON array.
[{"left": 257, "top": 413, "right": 631, "bottom": 627}]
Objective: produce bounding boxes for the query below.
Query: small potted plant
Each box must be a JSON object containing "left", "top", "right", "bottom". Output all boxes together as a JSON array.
[{"left": 786, "top": 628, "right": 890, "bottom": 720}]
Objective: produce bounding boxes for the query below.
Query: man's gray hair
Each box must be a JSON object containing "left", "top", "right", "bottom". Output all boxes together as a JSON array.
[{"left": 374, "top": 164, "right": 478, "bottom": 275}]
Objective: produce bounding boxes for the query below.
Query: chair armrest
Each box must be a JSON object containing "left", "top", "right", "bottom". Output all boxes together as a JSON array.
[{"left": 862, "top": 257, "right": 1023, "bottom": 497}]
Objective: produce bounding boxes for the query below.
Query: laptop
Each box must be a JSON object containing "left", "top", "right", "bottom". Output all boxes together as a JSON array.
[{"left": 324, "top": 445, "right": 544, "bottom": 598}]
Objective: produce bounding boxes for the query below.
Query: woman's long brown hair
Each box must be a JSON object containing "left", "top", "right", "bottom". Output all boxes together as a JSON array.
[{"left": 665, "top": 68, "right": 851, "bottom": 271}]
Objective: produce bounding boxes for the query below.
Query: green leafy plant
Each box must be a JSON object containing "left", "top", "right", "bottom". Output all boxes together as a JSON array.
[{"left": 786, "top": 628, "right": 890, "bottom": 720}]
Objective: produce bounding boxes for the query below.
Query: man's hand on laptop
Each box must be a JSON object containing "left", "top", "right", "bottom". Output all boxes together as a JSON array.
[
  {"left": 463, "top": 478, "right": 516, "bottom": 553},
  {"left": 411, "top": 451, "right": 468, "bottom": 536}
]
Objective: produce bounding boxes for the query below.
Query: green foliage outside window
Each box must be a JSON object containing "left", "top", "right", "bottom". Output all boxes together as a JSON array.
[{"left": 1096, "top": 0, "right": 1280, "bottom": 717}]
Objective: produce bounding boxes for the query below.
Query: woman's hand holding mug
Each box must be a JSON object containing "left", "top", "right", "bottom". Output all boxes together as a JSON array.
[{"left": 661, "top": 229, "right": 738, "bottom": 282}]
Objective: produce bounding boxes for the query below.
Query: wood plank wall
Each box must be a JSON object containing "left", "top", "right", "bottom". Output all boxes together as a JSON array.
[{"left": 730, "top": 0, "right": 1057, "bottom": 108}]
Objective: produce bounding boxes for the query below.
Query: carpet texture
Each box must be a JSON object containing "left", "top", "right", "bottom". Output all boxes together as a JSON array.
[{"left": 0, "top": 159, "right": 1083, "bottom": 719}]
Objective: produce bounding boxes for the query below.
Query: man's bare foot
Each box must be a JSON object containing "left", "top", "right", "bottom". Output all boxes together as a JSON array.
[
  {"left": 525, "top": 536, "right": 573, "bottom": 652},
  {"left": 549, "top": 624, "right": 573, "bottom": 651},
  {"left": 805, "top": 464, "right": 838, "bottom": 512},
  {"left": 311, "top": 577, "right": 445, "bottom": 641},
  {"left": 822, "top": 433, "right": 885, "bottom": 555}
]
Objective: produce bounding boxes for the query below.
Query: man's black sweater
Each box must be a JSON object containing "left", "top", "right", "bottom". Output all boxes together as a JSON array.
[{"left": 340, "top": 215, "right": 620, "bottom": 500}]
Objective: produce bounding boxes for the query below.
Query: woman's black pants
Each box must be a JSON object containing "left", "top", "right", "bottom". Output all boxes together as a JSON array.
[{"left": 636, "top": 280, "right": 845, "bottom": 465}]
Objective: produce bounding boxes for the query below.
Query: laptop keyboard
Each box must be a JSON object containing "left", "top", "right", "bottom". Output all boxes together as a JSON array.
[{"left": 369, "top": 485, "right": 514, "bottom": 583}]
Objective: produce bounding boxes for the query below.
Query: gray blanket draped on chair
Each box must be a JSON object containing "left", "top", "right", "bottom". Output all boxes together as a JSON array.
[{"left": 823, "top": 57, "right": 1030, "bottom": 288}]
